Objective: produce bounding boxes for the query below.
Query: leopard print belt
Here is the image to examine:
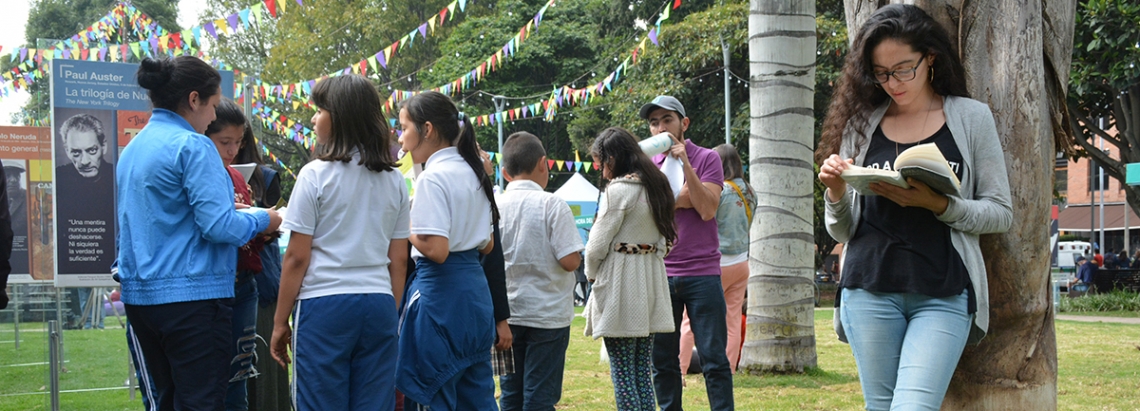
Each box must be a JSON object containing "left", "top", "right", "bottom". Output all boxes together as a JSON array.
[
  {"left": 615, "top": 243, "right": 657, "bottom": 254},
  {"left": 614, "top": 241, "right": 675, "bottom": 255}
]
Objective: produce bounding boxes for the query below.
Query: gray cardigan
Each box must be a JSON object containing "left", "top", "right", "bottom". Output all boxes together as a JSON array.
[{"left": 826, "top": 95, "right": 1013, "bottom": 344}]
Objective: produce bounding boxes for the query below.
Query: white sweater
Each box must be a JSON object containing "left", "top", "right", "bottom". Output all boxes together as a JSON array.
[{"left": 583, "top": 177, "right": 674, "bottom": 339}]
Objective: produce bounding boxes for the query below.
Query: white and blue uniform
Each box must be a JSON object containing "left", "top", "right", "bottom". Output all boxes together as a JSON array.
[
  {"left": 397, "top": 147, "right": 497, "bottom": 409},
  {"left": 282, "top": 152, "right": 410, "bottom": 411}
]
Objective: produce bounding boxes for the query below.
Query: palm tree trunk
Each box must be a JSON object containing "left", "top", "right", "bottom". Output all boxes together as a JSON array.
[{"left": 741, "top": 0, "right": 818, "bottom": 373}]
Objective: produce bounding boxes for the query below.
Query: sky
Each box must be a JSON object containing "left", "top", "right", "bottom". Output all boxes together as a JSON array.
[{"left": 0, "top": 1, "right": 207, "bottom": 125}]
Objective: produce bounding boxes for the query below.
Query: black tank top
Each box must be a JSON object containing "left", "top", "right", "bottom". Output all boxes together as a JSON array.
[{"left": 842, "top": 123, "right": 975, "bottom": 313}]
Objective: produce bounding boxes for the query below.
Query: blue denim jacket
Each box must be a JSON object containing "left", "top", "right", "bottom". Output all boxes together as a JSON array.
[
  {"left": 716, "top": 178, "right": 756, "bottom": 256},
  {"left": 116, "top": 109, "right": 269, "bottom": 306}
]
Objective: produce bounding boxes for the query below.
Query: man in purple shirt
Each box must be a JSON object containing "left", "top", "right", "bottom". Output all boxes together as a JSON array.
[{"left": 642, "top": 96, "right": 734, "bottom": 410}]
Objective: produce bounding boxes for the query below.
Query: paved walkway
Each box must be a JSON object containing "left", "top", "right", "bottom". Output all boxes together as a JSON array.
[
  {"left": 814, "top": 307, "right": 1140, "bottom": 325},
  {"left": 1055, "top": 315, "right": 1140, "bottom": 325}
]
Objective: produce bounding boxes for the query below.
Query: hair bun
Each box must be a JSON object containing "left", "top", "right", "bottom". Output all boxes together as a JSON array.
[{"left": 136, "top": 57, "right": 173, "bottom": 91}]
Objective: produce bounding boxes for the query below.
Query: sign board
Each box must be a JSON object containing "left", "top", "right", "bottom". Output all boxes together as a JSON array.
[
  {"left": 1127, "top": 162, "right": 1140, "bottom": 186},
  {"left": 51, "top": 59, "right": 233, "bottom": 287},
  {"left": 0, "top": 126, "right": 55, "bottom": 283}
]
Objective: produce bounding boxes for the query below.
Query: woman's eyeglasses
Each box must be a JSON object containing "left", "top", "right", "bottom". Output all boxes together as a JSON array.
[{"left": 871, "top": 55, "right": 926, "bottom": 84}]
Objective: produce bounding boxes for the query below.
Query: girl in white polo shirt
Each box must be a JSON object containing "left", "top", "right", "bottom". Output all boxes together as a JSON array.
[
  {"left": 269, "top": 74, "right": 410, "bottom": 411},
  {"left": 395, "top": 91, "right": 500, "bottom": 409}
]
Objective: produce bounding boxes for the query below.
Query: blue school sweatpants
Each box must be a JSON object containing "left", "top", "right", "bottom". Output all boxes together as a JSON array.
[{"left": 293, "top": 293, "right": 399, "bottom": 411}]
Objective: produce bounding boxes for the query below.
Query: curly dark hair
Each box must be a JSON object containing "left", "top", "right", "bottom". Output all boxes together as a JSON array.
[{"left": 816, "top": 4, "right": 969, "bottom": 164}]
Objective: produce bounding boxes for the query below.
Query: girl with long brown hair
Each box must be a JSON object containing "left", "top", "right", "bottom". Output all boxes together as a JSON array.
[{"left": 584, "top": 127, "right": 676, "bottom": 411}]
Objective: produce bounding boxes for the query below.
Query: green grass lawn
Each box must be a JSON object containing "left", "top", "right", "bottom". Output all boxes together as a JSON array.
[{"left": 1, "top": 310, "right": 1138, "bottom": 410}]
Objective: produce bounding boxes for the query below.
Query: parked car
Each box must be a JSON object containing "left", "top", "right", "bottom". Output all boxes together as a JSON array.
[{"left": 815, "top": 269, "right": 834, "bottom": 283}]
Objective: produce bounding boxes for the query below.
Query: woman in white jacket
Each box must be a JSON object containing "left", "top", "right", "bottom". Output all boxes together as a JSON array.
[
  {"left": 817, "top": 5, "right": 1012, "bottom": 411},
  {"left": 584, "top": 127, "right": 676, "bottom": 411}
]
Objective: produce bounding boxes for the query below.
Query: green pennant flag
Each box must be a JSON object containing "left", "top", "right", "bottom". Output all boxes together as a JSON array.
[{"left": 130, "top": 42, "right": 141, "bottom": 59}]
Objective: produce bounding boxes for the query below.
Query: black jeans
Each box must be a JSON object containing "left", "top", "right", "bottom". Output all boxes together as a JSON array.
[{"left": 126, "top": 299, "right": 233, "bottom": 411}]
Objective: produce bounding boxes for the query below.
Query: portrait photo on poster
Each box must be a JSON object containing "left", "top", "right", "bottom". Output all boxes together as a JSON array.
[{"left": 52, "top": 107, "right": 117, "bottom": 278}]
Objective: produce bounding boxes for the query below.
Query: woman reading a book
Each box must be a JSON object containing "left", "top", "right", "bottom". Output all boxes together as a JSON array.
[{"left": 816, "top": 5, "right": 1012, "bottom": 410}]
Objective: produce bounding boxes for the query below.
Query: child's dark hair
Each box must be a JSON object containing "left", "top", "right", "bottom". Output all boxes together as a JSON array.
[
  {"left": 816, "top": 4, "right": 969, "bottom": 164},
  {"left": 502, "top": 132, "right": 546, "bottom": 177},
  {"left": 591, "top": 127, "right": 676, "bottom": 243},
  {"left": 400, "top": 91, "right": 500, "bottom": 224},
  {"left": 234, "top": 125, "right": 269, "bottom": 203},
  {"left": 204, "top": 98, "right": 246, "bottom": 137},
  {"left": 310, "top": 75, "right": 396, "bottom": 173},
  {"left": 136, "top": 56, "right": 222, "bottom": 113}
]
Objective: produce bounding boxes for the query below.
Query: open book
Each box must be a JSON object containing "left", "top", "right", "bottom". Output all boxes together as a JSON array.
[{"left": 840, "top": 143, "right": 961, "bottom": 196}]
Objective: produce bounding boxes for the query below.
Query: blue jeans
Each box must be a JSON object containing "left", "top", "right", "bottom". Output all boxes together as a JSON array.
[
  {"left": 839, "top": 288, "right": 971, "bottom": 411},
  {"left": 225, "top": 276, "right": 259, "bottom": 411},
  {"left": 652, "top": 275, "right": 734, "bottom": 411},
  {"left": 499, "top": 325, "right": 570, "bottom": 411}
]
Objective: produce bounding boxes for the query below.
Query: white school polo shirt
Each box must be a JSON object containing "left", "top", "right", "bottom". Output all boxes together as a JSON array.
[
  {"left": 498, "top": 180, "right": 584, "bottom": 329},
  {"left": 410, "top": 147, "right": 492, "bottom": 259},
  {"left": 281, "top": 153, "right": 411, "bottom": 299}
]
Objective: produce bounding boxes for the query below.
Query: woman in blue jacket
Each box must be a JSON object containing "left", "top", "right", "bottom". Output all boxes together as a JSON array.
[{"left": 117, "top": 56, "right": 282, "bottom": 411}]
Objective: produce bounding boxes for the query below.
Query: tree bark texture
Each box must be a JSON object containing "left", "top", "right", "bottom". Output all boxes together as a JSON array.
[
  {"left": 844, "top": 0, "right": 1074, "bottom": 408},
  {"left": 743, "top": 0, "right": 818, "bottom": 373}
]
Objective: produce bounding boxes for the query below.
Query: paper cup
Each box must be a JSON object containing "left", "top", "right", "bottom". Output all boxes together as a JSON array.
[{"left": 639, "top": 133, "right": 674, "bottom": 156}]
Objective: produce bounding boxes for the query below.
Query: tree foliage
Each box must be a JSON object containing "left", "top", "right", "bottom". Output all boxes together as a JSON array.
[{"left": 1068, "top": 0, "right": 1140, "bottom": 216}]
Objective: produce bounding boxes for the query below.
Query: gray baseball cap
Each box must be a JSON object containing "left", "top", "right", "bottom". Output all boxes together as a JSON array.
[{"left": 639, "top": 95, "right": 687, "bottom": 119}]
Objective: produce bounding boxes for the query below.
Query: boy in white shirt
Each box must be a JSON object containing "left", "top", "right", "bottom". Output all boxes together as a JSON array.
[{"left": 497, "top": 132, "right": 584, "bottom": 411}]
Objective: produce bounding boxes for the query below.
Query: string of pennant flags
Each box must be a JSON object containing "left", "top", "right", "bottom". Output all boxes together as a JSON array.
[
  {"left": 383, "top": 0, "right": 678, "bottom": 128},
  {"left": 248, "top": 0, "right": 680, "bottom": 157},
  {"left": 250, "top": 0, "right": 474, "bottom": 104},
  {"left": 483, "top": 150, "right": 597, "bottom": 173},
  {"left": 3, "top": 0, "right": 686, "bottom": 179},
  {"left": 378, "top": 0, "right": 557, "bottom": 112},
  {"left": 254, "top": 0, "right": 539, "bottom": 109},
  {"left": 261, "top": 0, "right": 678, "bottom": 136},
  {"left": 248, "top": 0, "right": 563, "bottom": 145},
  {"left": 258, "top": 141, "right": 298, "bottom": 179},
  {"left": 243, "top": 0, "right": 684, "bottom": 169},
  {"left": 251, "top": 98, "right": 318, "bottom": 149},
  {"left": 0, "top": 0, "right": 288, "bottom": 99},
  {"left": 0, "top": 3, "right": 153, "bottom": 61}
]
